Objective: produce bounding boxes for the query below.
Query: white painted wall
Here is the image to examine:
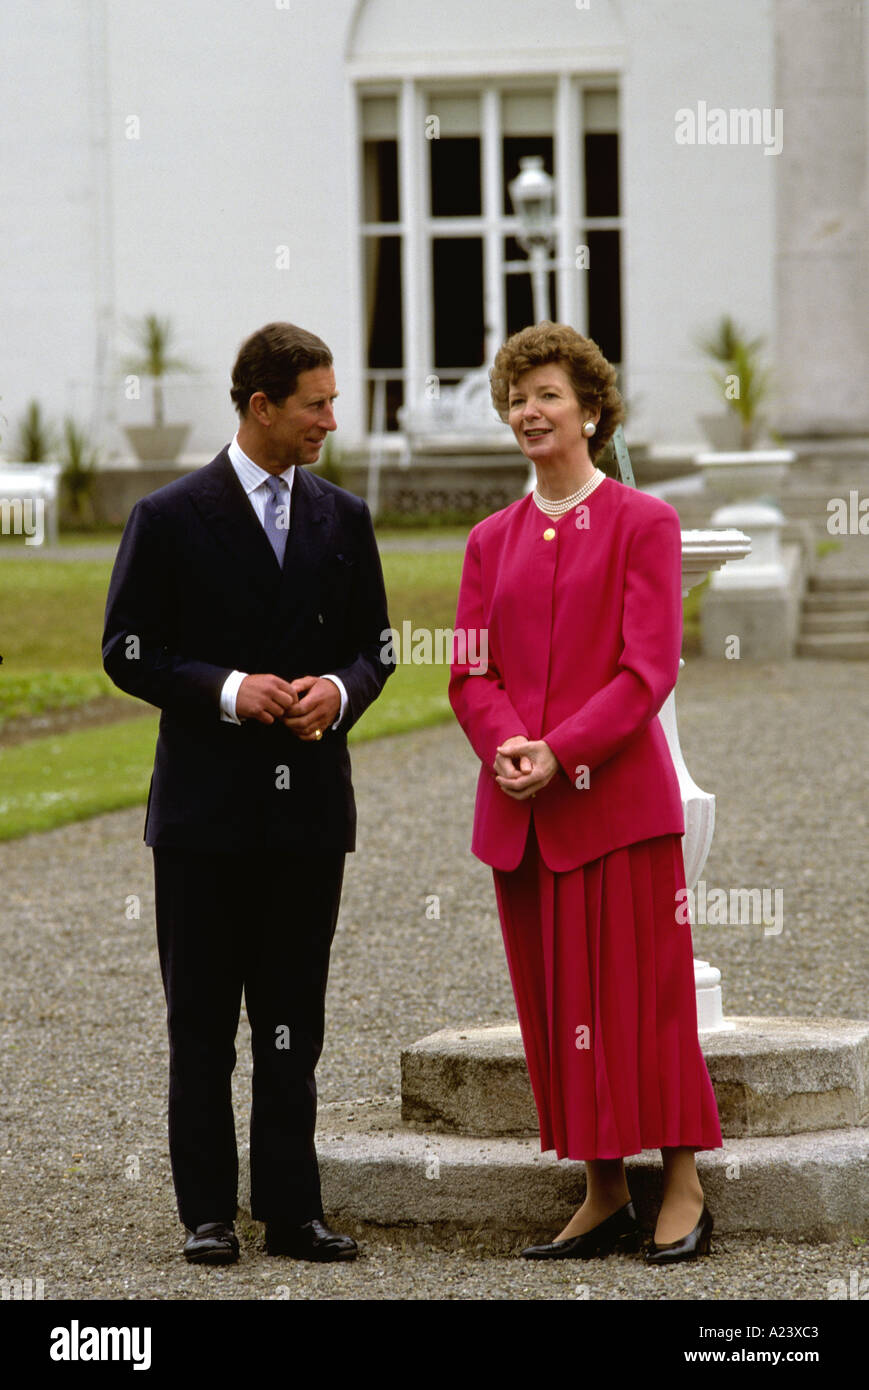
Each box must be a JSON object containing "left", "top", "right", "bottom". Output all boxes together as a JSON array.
[
  {"left": 622, "top": 0, "right": 776, "bottom": 446},
  {"left": 106, "top": 0, "right": 360, "bottom": 459},
  {"left": 348, "top": 0, "right": 626, "bottom": 68},
  {"left": 0, "top": 0, "right": 791, "bottom": 464},
  {"left": 1, "top": 0, "right": 360, "bottom": 463},
  {"left": 0, "top": 2, "right": 102, "bottom": 453}
]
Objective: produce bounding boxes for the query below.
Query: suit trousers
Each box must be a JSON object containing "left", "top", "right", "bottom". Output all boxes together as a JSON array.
[{"left": 152, "top": 845, "right": 345, "bottom": 1230}]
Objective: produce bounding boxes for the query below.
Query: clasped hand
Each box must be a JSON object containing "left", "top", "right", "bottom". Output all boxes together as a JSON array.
[
  {"left": 235, "top": 673, "right": 340, "bottom": 741},
  {"left": 494, "top": 735, "right": 559, "bottom": 801}
]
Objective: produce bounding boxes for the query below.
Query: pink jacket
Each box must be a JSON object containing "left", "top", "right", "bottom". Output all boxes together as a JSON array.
[{"left": 449, "top": 477, "right": 685, "bottom": 871}]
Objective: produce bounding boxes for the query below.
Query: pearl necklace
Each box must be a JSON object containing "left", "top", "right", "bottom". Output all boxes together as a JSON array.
[{"left": 533, "top": 467, "right": 606, "bottom": 517}]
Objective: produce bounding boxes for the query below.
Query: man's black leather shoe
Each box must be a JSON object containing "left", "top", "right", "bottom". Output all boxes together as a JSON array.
[
  {"left": 183, "top": 1221, "right": 240, "bottom": 1265},
  {"left": 265, "top": 1218, "right": 358, "bottom": 1262}
]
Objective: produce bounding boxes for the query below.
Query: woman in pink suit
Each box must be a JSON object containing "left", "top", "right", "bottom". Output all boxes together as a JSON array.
[{"left": 449, "top": 323, "right": 722, "bottom": 1264}]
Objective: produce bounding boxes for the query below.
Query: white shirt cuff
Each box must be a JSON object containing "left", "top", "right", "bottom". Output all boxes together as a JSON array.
[
  {"left": 322, "top": 674, "right": 349, "bottom": 729},
  {"left": 220, "top": 669, "right": 248, "bottom": 723}
]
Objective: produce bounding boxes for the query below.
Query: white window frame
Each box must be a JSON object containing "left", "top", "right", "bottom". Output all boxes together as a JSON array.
[{"left": 352, "top": 72, "right": 623, "bottom": 442}]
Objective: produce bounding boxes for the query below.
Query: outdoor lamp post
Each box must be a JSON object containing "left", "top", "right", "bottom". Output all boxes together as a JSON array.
[{"left": 508, "top": 155, "right": 555, "bottom": 324}]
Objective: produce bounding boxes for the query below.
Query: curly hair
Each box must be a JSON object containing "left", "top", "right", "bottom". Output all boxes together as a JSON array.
[{"left": 489, "top": 321, "right": 624, "bottom": 461}]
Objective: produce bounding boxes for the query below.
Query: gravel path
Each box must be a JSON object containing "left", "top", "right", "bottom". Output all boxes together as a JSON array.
[{"left": 1, "top": 657, "right": 867, "bottom": 1301}]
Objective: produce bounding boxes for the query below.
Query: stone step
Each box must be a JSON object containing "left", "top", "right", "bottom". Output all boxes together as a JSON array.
[
  {"left": 401, "top": 1019, "right": 869, "bottom": 1140},
  {"left": 796, "top": 632, "right": 869, "bottom": 659},
  {"left": 810, "top": 574, "right": 869, "bottom": 593},
  {"left": 237, "top": 1103, "right": 869, "bottom": 1244},
  {"left": 785, "top": 438, "right": 869, "bottom": 468},
  {"left": 801, "top": 611, "right": 869, "bottom": 633},
  {"left": 802, "top": 592, "right": 869, "bottom": 612}
]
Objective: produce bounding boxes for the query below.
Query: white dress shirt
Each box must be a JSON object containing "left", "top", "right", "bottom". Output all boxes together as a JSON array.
[{"left": 218, "top": 433, "right": 348, "bottom": 728}]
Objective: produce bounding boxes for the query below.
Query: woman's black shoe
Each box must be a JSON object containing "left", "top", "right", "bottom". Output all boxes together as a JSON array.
[
  {"left": 521, "top": 1201, "right": 641, "bottom": 1260},
  {"left": 645, "top": 1203, "right": 714, "bottom": 1265}
]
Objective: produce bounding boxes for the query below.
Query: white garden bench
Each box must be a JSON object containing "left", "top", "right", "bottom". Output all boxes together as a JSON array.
[{"left": 0, "top": 461, "right": 61, "bottom": 546}]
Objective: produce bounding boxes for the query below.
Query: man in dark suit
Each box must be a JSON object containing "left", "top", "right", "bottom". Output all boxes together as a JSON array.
[{"left": 102, "top": 322, "right": 394, "bottom": 1264}]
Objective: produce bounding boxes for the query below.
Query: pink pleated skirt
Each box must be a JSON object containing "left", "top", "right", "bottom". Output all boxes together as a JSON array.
[{"left": 492, "top": 824, "right": 723, "bottom": 1160}]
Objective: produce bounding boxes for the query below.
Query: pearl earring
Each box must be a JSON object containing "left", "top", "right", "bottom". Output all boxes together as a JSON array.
[{"left": 582, "top": 420, "right": 596, "bottom": 437}]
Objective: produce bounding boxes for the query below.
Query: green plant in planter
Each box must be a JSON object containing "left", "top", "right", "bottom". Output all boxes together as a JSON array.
[
  {"left": 15, "top": 400, "right": 58, "bottom": 462},
  {"left": 61, "top": 419, "right": 99, "bottom": 526},
  {"left": 696, "top": 315, "right": 773, "bottom": 450},
  {"left": 122, "top": 313, "right": 193, "bottom": 427}
]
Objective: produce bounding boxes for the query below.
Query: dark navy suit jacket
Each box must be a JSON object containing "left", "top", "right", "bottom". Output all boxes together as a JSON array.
[{"left": 102, "top": 447, "right": 394, "bottom": 852}]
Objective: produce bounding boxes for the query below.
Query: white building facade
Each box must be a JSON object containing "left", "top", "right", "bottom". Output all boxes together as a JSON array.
[{"left": 1, "top": 0, "right": 866, "bottom": 464}]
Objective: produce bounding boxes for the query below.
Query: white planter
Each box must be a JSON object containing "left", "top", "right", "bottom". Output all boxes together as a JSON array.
[
  {"left": 694, "top": 448, "right": 795, "bottom": 505},
  {"left": 697, "top": 412, "right": 744, "bottom": 452},
  {"left": 124, "top": 424, "right": 191, "bottom": 464}
]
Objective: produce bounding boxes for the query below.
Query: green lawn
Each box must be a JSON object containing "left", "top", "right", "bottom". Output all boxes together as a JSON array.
[
  {"left": 0, "top": 719, "right": 159, "bottom": 838},
  {"left": 0, "top": 669, "right": 118, "bottom": 726},
  {"left": 0, "top": 663, "right": 456, "bottom": 842},
  {"left": 0, "top": 548, "right": 463, "bottom": 700},
  {"left": 0, "top": 539, "right": 701, "bottom": 841},
  {"left": 0, "top": 559, "right": 117, "bottom": 671},
  {"left": 375, "top": 525, "right": 471, "bottom": 546},
  {"left": 0, "top": 545, "right": 464, "bottom": 839}
]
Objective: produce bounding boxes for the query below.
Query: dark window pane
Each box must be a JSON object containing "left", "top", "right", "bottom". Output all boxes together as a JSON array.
[
  {"left": 430, "top": 138, "right": 481, "bottom": 216},
  {"left": 432, "top": 238, "right": 484, "bottom": 368},
  {"left": 366, "top": 236, "right": 403, "bottom": 368},
  {"left": 584, "top": 133, "right": 619, "bottom": 217},
  {"left": 363, "top": 139, "right": 399, "bottom": 223},
  {"left": 503, "top": 136, "right": 553, "bottom": 215},
  {"left": 505, "top": 236, "right": 558, "bottom": 337},
  {"left": 587, "top": 229, "right": 621, "bottom": 363}
]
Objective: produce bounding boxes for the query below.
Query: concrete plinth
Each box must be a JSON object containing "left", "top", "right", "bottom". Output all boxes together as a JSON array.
[
  {"left": 401, "top": 1018, "right": 869, "bottom": 1140},
  {"left": 701, "top": 541, "right": 803, "bottom": 658},
  {"left": 235, "top": 1016, "right": 869, "bottom": 1242},
  {"left": 236, "top": 1100, "right": 869, "bottom": 1246},
  {"left": 401, "top": 1023, "right": 535, "bottom": 1136}
]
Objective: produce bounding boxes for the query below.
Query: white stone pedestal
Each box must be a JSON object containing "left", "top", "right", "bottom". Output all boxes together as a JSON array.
[
  {"left": 709, "top": 501, "right": 787, "bottom": 589},
  {"left": 670, "top": 530, "right": 751, "bottom": 1030},
  {"left": 702, "top": 503, "right": 803, "bottom": 659},
  {"left": 694, "top": 959, "right": 736, "bottom": 1033}
]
